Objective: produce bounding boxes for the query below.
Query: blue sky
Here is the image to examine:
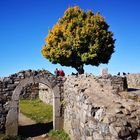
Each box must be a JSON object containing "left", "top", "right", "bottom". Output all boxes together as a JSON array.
[{"left": 0, "top": 0, "right": 140, "bottom": 77}]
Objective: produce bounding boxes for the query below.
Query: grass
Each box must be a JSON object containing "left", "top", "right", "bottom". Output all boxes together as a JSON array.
[
  {"left": 18, "top": 92, "right": 138, "bottom": 140},
  {"left": 0, "top": 130, "right": 70, "bottom": 140},
  {"left": 19, "top": 99, "right": 53, "bottom": 123},
  {"left": 127, "top": 95, "right": 140, "bottom": 102},
  {"left": 119, "top": 91, "right": 140, "bottom": 102},
  {"left": 48, "top": 130, "right": 70, "bottom": 140},
  {"left": 19, "top": 99, "right": 70, "bottom": 139},
  {"left": 0, "top": 134, "right": 22, "bottom": 140}
]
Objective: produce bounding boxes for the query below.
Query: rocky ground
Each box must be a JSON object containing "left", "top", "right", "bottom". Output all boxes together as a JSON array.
[{"left": 63, "top": 75, "right": 140, "bottom": 139}]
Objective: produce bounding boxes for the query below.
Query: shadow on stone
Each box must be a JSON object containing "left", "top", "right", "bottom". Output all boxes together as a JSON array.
[
  {"left": 128, "top": 88, "right": 140, "bottom": 92},
  {"left": 18, "top": 121, "right": 53, "bottom": 138}
]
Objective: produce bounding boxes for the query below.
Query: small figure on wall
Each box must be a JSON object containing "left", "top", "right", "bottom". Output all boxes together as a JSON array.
[
  {"left": 59, "top": 69, "right": 65, "bottom": 76},
  {"left": 54, "top": 68, "right": 59, "bottom": 77},
  {"left": 54, "top": 68, "right": 65, "bottom": 77}
]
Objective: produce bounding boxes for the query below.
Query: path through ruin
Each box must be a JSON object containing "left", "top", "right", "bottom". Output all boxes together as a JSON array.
[{"left": 18, "top": 112, "right": 52, "bottom": 140}]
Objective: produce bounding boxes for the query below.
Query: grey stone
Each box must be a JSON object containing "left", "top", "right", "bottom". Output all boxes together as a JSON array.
[
  {"left": 94, "top": 108, "right": 104, "bottom": 121},
  {"left": 1, "top": 71, "right": 140, "bottom": 140},
  {"left": 99, "top": 123, "right": 109, "bottom": 134},
  {"left": 86, "top": 136, "right": 93, "bottom": 140},
  {"left": 93, "top": 132, "right": 104, "bottom": 140},
  {"left": 118, "top": 127, "right": 131, "bottom": 138},
  {"left": 109, "top": 124, "right": 118, "bottom": 137},
  {"left": 84, "top": 128, "right": 93, "bottom": 136}
]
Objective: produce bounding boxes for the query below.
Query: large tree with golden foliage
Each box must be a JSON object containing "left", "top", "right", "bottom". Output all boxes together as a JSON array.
[{"left": 41, "top": 6, "right": 115, "bottom": 74}]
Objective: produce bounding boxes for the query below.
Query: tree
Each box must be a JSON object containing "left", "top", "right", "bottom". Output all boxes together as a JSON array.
[{"left": 41, "top": 6, "right": 115, "bottom": 74}]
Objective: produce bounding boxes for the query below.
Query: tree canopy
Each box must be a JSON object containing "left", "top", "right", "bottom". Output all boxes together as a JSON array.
[{"left": 41, "top": 6, "right": 115, "bottom": 74}]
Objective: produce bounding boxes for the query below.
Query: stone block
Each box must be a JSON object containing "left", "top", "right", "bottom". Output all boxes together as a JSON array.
[
  {"left": 80, "top": 122, "right": 85, "bottom": 128},
  {"left": 80, "top": 110, "right": 87, "bottom": 123},
  {"left": 85, "top": 136, "right": 93, "bottom": 140},
  {"left": 99, "top": 123, "right": 109, "bottom": 134},
  {"left": 93, "top": 132, "right": 104, "bottom": 140}
]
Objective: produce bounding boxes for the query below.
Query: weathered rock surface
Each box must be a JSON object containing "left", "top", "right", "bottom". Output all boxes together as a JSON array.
[
  {"left": 127, "top": 73, "right": 140, "bottom": 88},
  {"left": 63, "top": 74, "right": 140, "bottom": 140},
  {"left": 0, "top": 70, "right": 140, "bottom": 140},
  {"left": 0, "top": 69, "right": 53, "bottom": 132},
  {"left": 39, "top": 83, "right": 53, "bottom": 105}
]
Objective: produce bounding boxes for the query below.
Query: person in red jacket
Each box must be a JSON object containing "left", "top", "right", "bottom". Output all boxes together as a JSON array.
[{"left": 59, "top": 69, "right": 65, "bottom": 76}]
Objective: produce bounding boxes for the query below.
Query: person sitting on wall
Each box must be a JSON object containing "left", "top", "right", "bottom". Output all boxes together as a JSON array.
[
  {"left": 123, "top": 72, "right": 126, "bottom": 76},
  {"left": 54, "top": 68, "right": 59, "bottom": 77},
  {"left": 72, "top": 72, "right": 78, "bottom": 76},
  {"left": 117, "top": 72, "right": 120, "bottom": 76},
  {"left": 59, "top": 69, "right": 65, "bottom": 76}
]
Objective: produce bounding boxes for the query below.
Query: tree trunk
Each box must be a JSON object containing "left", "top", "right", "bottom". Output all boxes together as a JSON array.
[{"left": 75, "top": 65, "right": 84, "bottom": 74}]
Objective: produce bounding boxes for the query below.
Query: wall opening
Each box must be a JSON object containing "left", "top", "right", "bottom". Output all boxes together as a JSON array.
[
  {"left": 18, "top": 82, "right": 53, "bottom": 138},
  {"left": 5, "top": 76, "right": 62, "bottom": 136}
]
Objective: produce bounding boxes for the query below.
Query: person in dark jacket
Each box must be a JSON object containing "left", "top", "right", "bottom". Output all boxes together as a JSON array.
[{"left": 54, "top": 68, "right": 59, "bottom": 77}]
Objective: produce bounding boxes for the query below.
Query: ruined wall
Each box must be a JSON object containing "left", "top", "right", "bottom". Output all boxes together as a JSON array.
[
  {"left": 63, "top": 74, "right": 140, "bottom": 140},
  {"left": 0, "top": 70, "right": 140, "bottom": 139},
  {"left": 39, "top": 83, "right": 53, "bottom": 105},
  {"left": 0, "top": 69, "right": 53, "bottom": 132},
  {"left": 97, "top": 75, "right": 127, "bottom": 93},
  {"left": 126, "top": 74, "right": 140, "bottom": 88},
  {"left": 20, "top": 83, "right": 39, "bottom": 99}
]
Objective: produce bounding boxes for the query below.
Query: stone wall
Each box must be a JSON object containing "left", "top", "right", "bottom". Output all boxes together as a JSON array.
[
  {"left": 0, "top": 70, "right": 140, "bottom": 139},
  {"left": 126, "top": 74, "right": 140, "bottom": 88},
  {"left": 0, "top": 69, "right": 53, "bottom": 132},
  {"left": 97, "top": 75, "right": 127, "bottom": 93},
  {"left": 63, "top": 74, "right": 140, "bottom": 140},
  {"left": 20, "top": 83, "right": 39, "bottom": 99},
  {"left": 39, "top": 83, "right": 53, "bottom": 105}
]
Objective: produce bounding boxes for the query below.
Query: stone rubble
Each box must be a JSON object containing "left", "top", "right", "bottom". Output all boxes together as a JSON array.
[
  {"left": 63, "top": 74, "right": 140, "bottom": 140},
  {"left": 0, "top": 71, "right": 140, "bottom": 140},
  {"left": 126, "top": 73, "right": 140, "bottom": 88},
  {"left": 0, "top": 69, "right": 53, "bottom": 132}
]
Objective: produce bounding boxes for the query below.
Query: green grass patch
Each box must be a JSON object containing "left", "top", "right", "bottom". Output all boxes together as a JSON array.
[
  {"left": 19, "top": 99, "right": 53, "bottom": 123},
  {"left": 48, "top": 130, "right": 70, "bottom": 140}
]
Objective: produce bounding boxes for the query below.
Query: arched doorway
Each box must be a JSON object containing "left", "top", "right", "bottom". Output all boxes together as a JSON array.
[{"left": 5, "top": 76, "right": 61, "bottom": 136}]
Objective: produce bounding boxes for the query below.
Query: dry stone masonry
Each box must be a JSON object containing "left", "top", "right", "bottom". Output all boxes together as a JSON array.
[
  {"left": 0, "top": 70, "right": 140, "bottom": 140},
  {"left": 0, "top": 69, "right": 58, "bottom": 133},
  {"left": 39, "top": 83, "right": 53, "bottom": 105},
  {"left": 126, "top": 74, "right": 140, "bottom": 88},
  {"left": 20, "top": 83, "right": 39, "bottom": 99},
  {"left": 38, "top": 77, "right": 65, "bottom": 108},
  {"left": 63, "top": 74, "right": 140, "bottom": 140}
]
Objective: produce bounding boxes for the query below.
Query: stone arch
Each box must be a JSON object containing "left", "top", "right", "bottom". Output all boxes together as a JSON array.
[{"left": 5, "top": 75, "right": 61, "bottom": 136}]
